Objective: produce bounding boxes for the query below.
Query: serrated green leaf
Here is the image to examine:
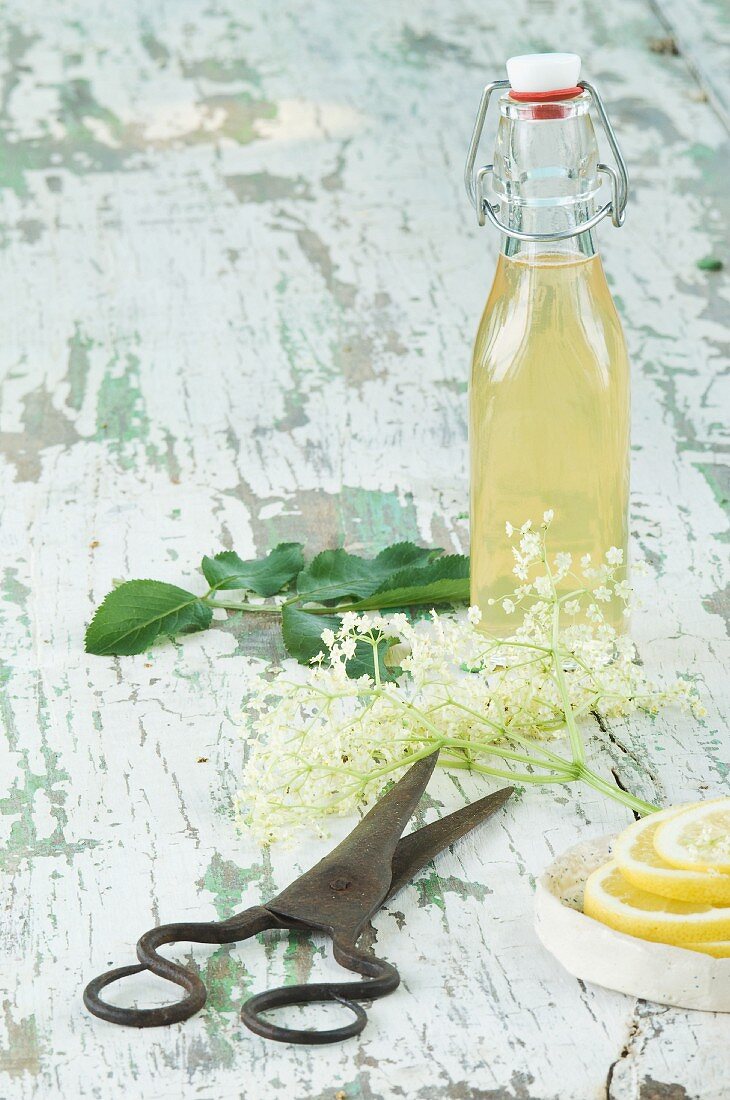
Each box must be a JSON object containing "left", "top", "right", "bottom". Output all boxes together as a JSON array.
[
  {"left": 374, "top": 554, "right": 469, "bottom": 593},
  {"left": 281, "top": 604, "right": 342, "bottom": 664},
  {"left": 350, "top": 555, "right": 469, "bottom": 610},
  {"left": 281, "top": 605, "right": 399, "bottom": 681},
  {"left": 296, "top": 541, "right": 442, "bottom": 604},
  {"left": 85, "top": 580, "right": 212, "bottom": 656},
  {"left": 351, "top": 577, "right": 469, "bottom": 611},
  {"left": 201, "top": 542, "right": 304, "bottom": 596},
  {"left": 371, "top": 541, "right": 442, "bottom": 571}
]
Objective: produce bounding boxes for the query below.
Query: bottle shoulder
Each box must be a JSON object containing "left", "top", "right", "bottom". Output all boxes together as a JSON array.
[{"left": 471, "top": 252, "right": 628, "bottom": 383}]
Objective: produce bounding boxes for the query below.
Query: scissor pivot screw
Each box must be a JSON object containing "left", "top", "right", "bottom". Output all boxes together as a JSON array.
[{"left": 330, "top": 877, "right": 351, "bottom": 892}]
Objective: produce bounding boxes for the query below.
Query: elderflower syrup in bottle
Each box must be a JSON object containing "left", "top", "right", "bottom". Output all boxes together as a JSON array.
[{"left": 464, "top": 53, "right": 631, "bottom": 632}]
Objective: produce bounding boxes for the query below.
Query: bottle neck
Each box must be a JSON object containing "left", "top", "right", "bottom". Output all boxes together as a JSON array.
[
  {"left": 501, "top": 227, "right": 597, "bottom": 262},
  {"left": 493, "top": 91, "right": 600, "bottom": 261}
]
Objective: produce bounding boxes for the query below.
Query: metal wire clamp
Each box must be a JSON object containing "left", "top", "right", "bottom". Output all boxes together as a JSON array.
[{"left": 464, "top": 79, "right": 629, "bottom": 242}]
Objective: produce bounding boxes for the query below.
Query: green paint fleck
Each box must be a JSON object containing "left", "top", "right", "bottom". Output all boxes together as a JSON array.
[
  {"left": 199, "top": 93, "right": 276, "bottom": 145},
  {"left": 283, "top": 929, "right": 320, "bottom": 987},
  {"left": 397, "top": 26, "right": 476, "bottom": 68},
  {"left": 198, "top": 852, "right": 264, "bottom": 919},
  {"left": 2, "top": 567, "right": 30, "bottom": 629},
  {"left": 703, "top": 583, "right": 730, "bottom": 636},
  {"left": 225, "top": 171, "right": 312, "bottom": 204},
  {"left": 694, "top": 462, "right": 730, "bottom": 542},
  {"left": 411, "top": 869, "right": 492, "bottom": 912},
  {"left": 0, "top": 1001, "right": 40, "bottom": 1078},
  {"left": 260, "top": 487, "right": 422, "bottom": 557},
  {"left": 182, "top": 57, "right": 260, "bottom": 85},
  {"left": 94, "top": 350, "right": 180, "bottom": 477},
  {"left": 0, "top": 383, "right": 80, "bottom": 482},
  {"left": 0, "top": 28, "right": 278, "bottom": 197},
  {"left": 66, "top": 324, "right": 93, "bottom": 412},
  {"left": 140, "top": 23, "right": 170, "bottom": 66},
  {"left": 95, "top": 352, "right": 151, "bottom": 467}
]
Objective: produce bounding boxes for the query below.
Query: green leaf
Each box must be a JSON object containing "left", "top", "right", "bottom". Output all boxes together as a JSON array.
[
  {"left": 369, "top": 542, "right": 441, "bottom": 571},
  {"left": 281, "top": 604, "right": 339, "bottom": 665},
  {"left": 349, "top": 555, "right": 470, "bottom": 611},
  {"left": 281, "top": 605, "right": 398, "bottom": 681},
  {"left": 296, "top": 542, "right": 442, "bottom": 604},
  {"left": 201, "top": 542, "right": 304, "bottom": 596},
  {"left": 85, "top": 580, "right": 212, "bottom": 656}
]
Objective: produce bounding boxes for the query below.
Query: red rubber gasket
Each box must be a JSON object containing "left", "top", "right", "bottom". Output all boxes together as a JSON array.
[{"left": 509, "top": 86, "right": 583, "bottom": 102}]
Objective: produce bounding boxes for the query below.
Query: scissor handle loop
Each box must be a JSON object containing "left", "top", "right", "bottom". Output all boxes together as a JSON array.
[
  {"left": 464, "top": 77, "right": 629, "bottom": 238},
  {"left": 83, "top": 958, "right": 207, "bottom": 1028},
  {"left": 241, "top": 940, "right": 399, "bottom": 1044},
  {"left": 83, "top": 907, "right": 276, "bottom": 1028},
  {"left": 242, "top": 983, "right": 368, "bottom": 1044}
]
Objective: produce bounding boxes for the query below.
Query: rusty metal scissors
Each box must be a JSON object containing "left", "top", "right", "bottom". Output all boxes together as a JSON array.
[{"left": 83, "top": 752, "right": 511, "bottom": 1044}]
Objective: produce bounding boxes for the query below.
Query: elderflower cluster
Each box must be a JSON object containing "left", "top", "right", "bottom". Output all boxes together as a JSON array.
[{"left": 236, "top": 518, "right": 703, "bottom": 841}]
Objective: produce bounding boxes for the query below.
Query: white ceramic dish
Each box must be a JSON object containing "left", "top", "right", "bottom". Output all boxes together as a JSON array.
[{"left": 534, "top": 834, "right": 730, "bottom": 1012}]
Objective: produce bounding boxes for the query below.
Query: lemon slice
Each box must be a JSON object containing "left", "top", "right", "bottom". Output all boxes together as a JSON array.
[
  {"left": 685, "top": 941, "right": 730, "bottom": 958},
  {"left": 583, "top": 861, "right": 730, "bottom": 945},
  {"left": 654, "top": 798, "right": 730, "bottom": 874},
  {"left": 613, "top": 804, "right": 730, "bottom": 904}
]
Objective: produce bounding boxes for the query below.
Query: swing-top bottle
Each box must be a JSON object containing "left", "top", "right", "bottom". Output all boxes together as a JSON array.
[{"left": 465, "top": 53, "right": 630, "bottom": 631}]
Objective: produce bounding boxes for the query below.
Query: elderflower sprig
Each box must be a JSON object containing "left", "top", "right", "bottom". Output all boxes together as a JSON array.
[{"left": 236, "top": 517, "right": 702, "bottom": 841}]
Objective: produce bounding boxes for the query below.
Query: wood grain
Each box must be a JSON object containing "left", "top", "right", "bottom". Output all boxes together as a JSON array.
[{"left": 0, "top": 1, "right": 727, "bottom": 1097}]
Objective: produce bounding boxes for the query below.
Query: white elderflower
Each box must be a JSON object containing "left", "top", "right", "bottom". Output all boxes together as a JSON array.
[
  {"left": 614, "top": 580, "right": 632, "bottom": 601},
  {"left": 554, "top": 551, "right": 572, "bottom": 578},
  {"left": 534, "top": 574, "right": 552, "bottom": 598},
  {"left": 606, "top": 547, "right": 624, "bottom": 566},
  {"left": 236, "top": 516, "right": 702, "bottom": 840}
]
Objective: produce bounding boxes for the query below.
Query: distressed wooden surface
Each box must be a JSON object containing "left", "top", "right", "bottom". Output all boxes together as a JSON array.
[{"left": 0, "top": 1, "right": 728, "bottom": 1098}]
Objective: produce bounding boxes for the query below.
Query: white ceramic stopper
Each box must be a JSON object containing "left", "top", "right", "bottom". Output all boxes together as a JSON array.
[{"left": 506, "top": 52, "right": 581, "bottom": 94}]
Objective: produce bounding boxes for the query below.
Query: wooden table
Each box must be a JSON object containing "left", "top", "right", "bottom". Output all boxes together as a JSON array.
[{"left": 1, "top": 2, "right": 728, "bottom": 1097}]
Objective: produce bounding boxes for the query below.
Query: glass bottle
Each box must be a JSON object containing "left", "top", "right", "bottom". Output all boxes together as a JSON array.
[{"left": 465, "top": 54, "right": 630, "bottom": 632}]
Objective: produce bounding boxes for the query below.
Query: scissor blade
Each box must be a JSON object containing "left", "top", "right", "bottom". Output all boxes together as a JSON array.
[
  {"left": 268, "top": 752, "right": 439, "bottom": 938},
  {"left": 385, "top": 786, "right": 513, "bottom": 903}
]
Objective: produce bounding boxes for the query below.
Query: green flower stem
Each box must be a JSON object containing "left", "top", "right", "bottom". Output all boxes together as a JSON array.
[
  {"left": 443, "top": 698, "right": 570, "bottom": 770},
  {"left": 380, "top": 693, "right": 572, "bottom": 776},
  {"left": 551, "top": 609, "right": 586, "bottom": 765},
  {"left": 575, "top": 763, "right": 658, "bottom": 816},
  {"left": 444, "top": 751, "right": 656, "bottom": 814},
  {"left": 278, "top": 672, "right": 657, "bottom": 816},
  {"left": 541, "top": 550, "right": 586, "bottom": 767},
  {"left": 441, "top": 757, "right": 574, "bottom": 786},
  {"left": 371, "top": 638, "right": 382, "bottom": 688},
  {"left": 206, "top": 598, "right": 281, "bottom": 613},
  {"left": 439, "top": 737, "right": 570, "bottom": 773}
]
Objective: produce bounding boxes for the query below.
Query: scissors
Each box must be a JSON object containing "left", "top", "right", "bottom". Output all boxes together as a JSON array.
[{"left": 84, "top": 752, "right": 512, "bottom": 1044}]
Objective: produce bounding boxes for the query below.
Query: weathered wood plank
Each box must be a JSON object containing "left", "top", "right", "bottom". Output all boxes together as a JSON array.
[
  {"left": 654, "top": 0, "right": 730, "bottom": 129},
  {"left": 0, "top": 0, "right": 727, "bottom": 1097}
]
